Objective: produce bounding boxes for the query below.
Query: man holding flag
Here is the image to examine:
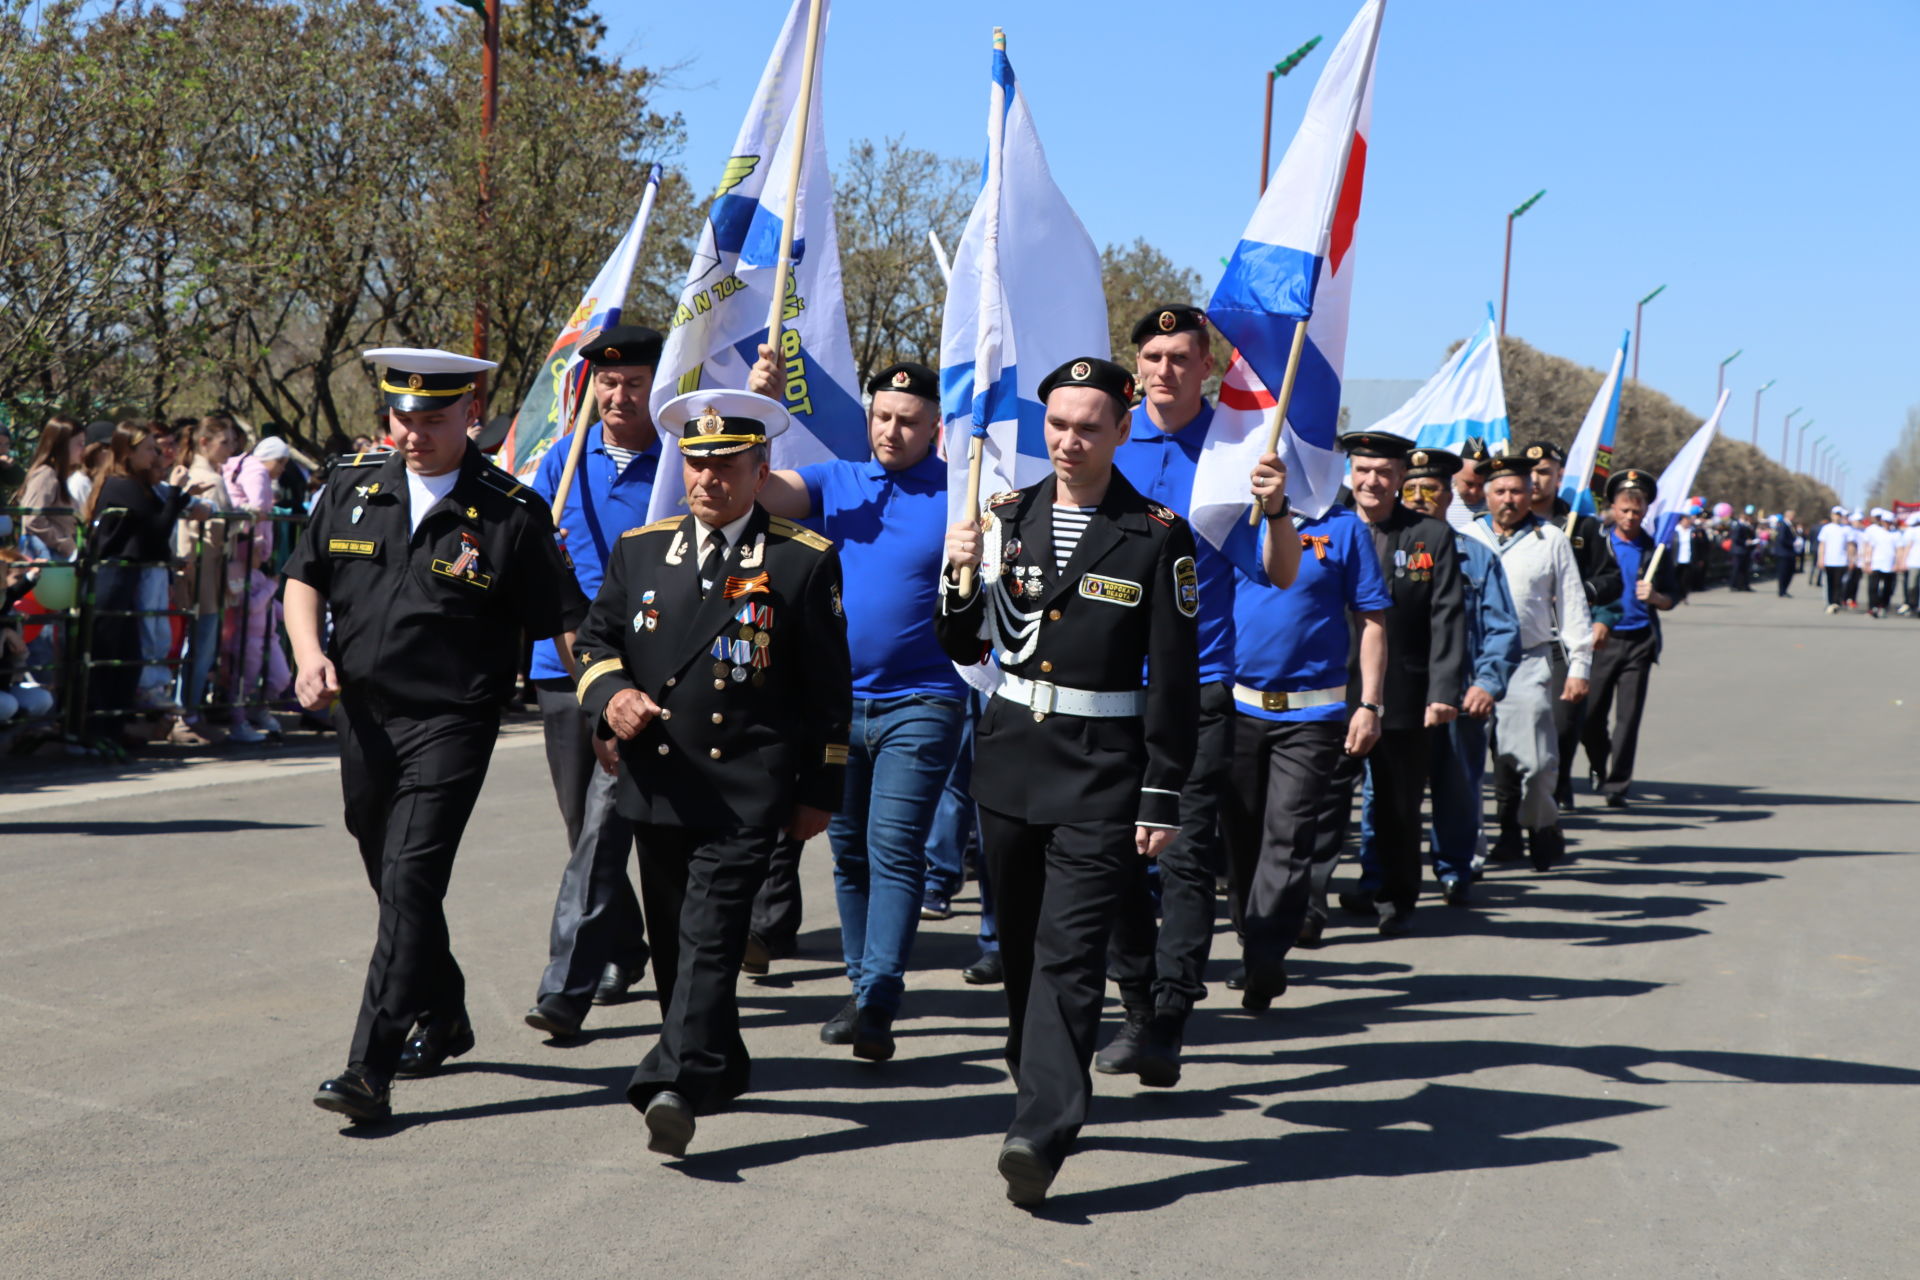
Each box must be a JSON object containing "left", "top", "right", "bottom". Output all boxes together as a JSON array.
[{"left": 1581, "top": 468, "right": 1679, "bottom": 808}]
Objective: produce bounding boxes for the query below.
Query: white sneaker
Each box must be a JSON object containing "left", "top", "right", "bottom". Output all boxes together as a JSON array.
[
  {"left": 249, "top": 707, "right": 283, "bottom": 737},
  {"left": 226, "top": 721, "right": 267, "bottom": 744}
]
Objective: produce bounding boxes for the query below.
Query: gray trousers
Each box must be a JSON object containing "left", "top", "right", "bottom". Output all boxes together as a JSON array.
[
  {"left": 1491, "top": 645, "right": 1563, "bottom": 832},
  {"left": 534, "top": 681, "right": 648, "bottom": 1004}
]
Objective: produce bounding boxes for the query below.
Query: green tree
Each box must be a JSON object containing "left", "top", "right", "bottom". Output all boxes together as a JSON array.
[
  {"left": 1100, "top": 238, "right": 1204, "bottom": 369},
  {"left": 1866, "top": 406, "right": 1920, "bottom": 510}
]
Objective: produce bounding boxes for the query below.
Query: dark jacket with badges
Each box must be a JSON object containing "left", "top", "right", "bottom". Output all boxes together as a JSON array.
[
  {"left": 1346, "top": 501, "right": 1468, "bottom": 731},
  {"left": 1550, "top": 496, "right": 1624, "bottom": 609},
  {"left": 573, "top": 505, "right": 850, "bottom": 830},
  {"left": 934, "top": 471, "right": 1199, "bottom": 829},
  {"left": 282, "top": 444, "right": 585, "bottom": 713}
]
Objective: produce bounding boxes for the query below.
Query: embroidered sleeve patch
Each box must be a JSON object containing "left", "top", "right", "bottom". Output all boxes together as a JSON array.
[
  {"left": 327, "top": 539, "right": 377, "bottom": 557},
  {"left": 1173, "top": 556, "right": 1199, "bottom": 618},
  {"left": 1078, "top": 574, "right": 1142, "bottom": 606}
]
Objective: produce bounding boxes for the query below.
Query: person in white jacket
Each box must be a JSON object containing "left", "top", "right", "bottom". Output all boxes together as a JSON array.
[{"left": 1464, "top": 454, "right": 1591, "bottom": 872}]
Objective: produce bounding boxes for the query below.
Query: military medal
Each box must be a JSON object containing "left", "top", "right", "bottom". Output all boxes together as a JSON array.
[
  {"left": 731, "top": 665, "right": 748, "bottom": 683},
  {"left": 351, "top": 505, "right": 364, "bottom": 525},
  {"left": 448, "top": 531, "right": 481, "bottom": 579}
]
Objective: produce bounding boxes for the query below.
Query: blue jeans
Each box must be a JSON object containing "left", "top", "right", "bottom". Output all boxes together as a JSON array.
[
  {"left": 1356, "top": 718, "right": 1490, "bottom": 887},
  {"left": 177, "top": 611, "right": 222, "bottom": 717},
  {"left": 924, "top": 688, "right": 997, "bottom": 953},
  {"left": 830, "top": 693, "right": 966, "bottom": 1014}
]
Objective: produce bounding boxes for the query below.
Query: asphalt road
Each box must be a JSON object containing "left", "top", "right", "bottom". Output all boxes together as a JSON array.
[{"left": 3, "top": 589, "right": 1915, "bottom": 1279}]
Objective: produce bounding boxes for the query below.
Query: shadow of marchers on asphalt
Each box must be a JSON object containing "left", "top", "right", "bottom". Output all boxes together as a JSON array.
[
  {"left": 1550, "top": 865, "right": 1780, "bottom": 888},
  {"left": 337, "top": 1057, "right": 639, "bottom": 1137},
  {"left": 0, "top": 817, "right": 320, "bottom": 836},
  {"left": 1627, "top": 780, "right": 1916, "bottom": 811},
  {"left": 1450, "top": 880, "right": 1720, "bottom": 921},
  {"left": 1599, "top": 842, "right": 1910, "bottom": 869}
]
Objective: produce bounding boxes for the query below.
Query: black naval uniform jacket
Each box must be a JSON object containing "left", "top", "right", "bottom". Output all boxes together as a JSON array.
[
  {"left": 1550, "top": 496, "right": 1624, "bottom": 609},
  {"left": 573, "top": 505, "right": 851, "bottom": 830},
  {"left": 934, "top": 472, "right": 1199, "bottom": 830},
  {"left": 1345, "top": 502, "right": 1468, "bottom": 732},
  {"left": 282, "top": 443, "right": 585, "bottom": 713}
]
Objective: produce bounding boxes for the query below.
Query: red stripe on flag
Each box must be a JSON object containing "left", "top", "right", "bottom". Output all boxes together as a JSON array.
[{"left": 1327, "top": 132, "right": 1368, "bottom": 278}]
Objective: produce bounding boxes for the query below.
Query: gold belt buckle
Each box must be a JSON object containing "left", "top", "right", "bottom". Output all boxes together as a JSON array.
[{"left": 1262, "top": 690, "right": 1290, "bottom": 712}]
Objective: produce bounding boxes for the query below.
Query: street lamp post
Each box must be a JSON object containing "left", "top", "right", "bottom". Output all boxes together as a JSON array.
[
  {"left": 1797, "top": 419, "right": 1813, "bottom": 472},
  {"left": 1260, "top": 36, "right": 1323, "bottom": 193},
  {"left": 1752, "top": 380, "right": 1776, "bottom": 448},
  {"left": 1498, "top": 189, "right": 1547, "bottom": 336},
  {"left": 470, "top": 0, "right": 501, "bottom": 407},
  {"left": 1777, "top": 403, "right": 1798, "bottom": 461},
  {"left": 1717, "top": 348, "right": 1743, "bottom": 401},
  {"left": 1631, "top": 284, "right": 1666, "bottom": 383}
]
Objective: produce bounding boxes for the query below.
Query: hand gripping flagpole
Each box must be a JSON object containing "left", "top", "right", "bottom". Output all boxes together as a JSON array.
[
  {"left": 1246, "top": 317, "right": 1312, "bottom": 526},
  {"left": 957, "top": 27, "right": 1008, "bottom": 598},
  {"left": 550, "top": 164, "right": 663, "bottom": 524},
  {"left": 763, "top": 0, "right": 828, "bottom": 368}
]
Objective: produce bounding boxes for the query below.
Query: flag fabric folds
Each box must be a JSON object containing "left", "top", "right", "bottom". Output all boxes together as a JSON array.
[
  {"left": 939, "top": 38, "right": 1108, "bottom": 522},
  {"left": 1559, "top": 330, "right": 1631, "bottom": 516},
  {"left": 1364, "top": 304, "right": 1510, "bottom": 453},
  {"left": 647, "top": 0, "right": 863, "bottom": 521},
  {"left": 1647, "top": 390, "right": 1728, "bottom": 549},
  {"left": 501, "top": 164, "right": 660, "bottom": 480},
  {"left": 1190, "top": 0, "right": 1384, "bottom": 543}
]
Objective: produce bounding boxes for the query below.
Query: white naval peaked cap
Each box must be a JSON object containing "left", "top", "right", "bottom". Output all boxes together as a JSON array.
[
  {"left": 363, "top": 347, "right": 497, "bottom": 412},
  {"left": 657, "top": 388, "right": 791, "bottom": 457}
]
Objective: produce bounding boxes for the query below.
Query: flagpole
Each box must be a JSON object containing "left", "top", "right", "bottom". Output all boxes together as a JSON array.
[
  {"left": 958, "top": 26, "right": 1007, "bottom": 596},
  {"left": 763, "top": 0, "right": 828, "bottom": 359},
  {"left": 1246, "top": 318, "right": 1312, "bottom": 526}
]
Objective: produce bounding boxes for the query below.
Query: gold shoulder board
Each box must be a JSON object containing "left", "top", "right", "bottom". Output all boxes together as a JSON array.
[
  {"left": 769, "top": 515, "right": 833, "bottom": 552},
  {"left": 620, "top": 517, "right": 683, "bottom": 539}
]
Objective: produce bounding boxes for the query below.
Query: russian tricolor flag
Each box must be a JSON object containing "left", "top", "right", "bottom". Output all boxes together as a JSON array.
[{"left": 1192, "top": 0, "right": 1383, "bottom": 541}]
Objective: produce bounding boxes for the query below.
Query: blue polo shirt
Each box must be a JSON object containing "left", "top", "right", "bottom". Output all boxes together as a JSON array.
[
  {"left": 527, "top": 423, "right": 660, "bottom": 680},
  {"left": 1231, "top": 506, "right": 1392, "bottom": 722},
  {"left": 796, "top": 449, "right": 963, "bottom": 701},
  {"left": 1113, "top": 401, "right": 1234, "bottom": 685},
  {"left": 1608, "top": 528, "right": 1650, "bottom": 631}
]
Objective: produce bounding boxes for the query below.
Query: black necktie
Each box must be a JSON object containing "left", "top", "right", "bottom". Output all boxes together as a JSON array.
[{"left": 700, "top": 530, "right": 727, "bottom": 597}]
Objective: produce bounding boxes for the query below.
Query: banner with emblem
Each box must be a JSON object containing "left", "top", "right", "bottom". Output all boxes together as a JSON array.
[
  {"left": 1560, "top": 329, "right": 1631, "bottom": 517},
  {"left": 939, "top": 31, "right": 1109, "bottom": 523},
  {"left": 1187, "top": 0, "right": 1384, "bottom": 545},
  {"left": 500, "top": 164, "right": 661, "bottom": 480},
  {"left": 1364, "top": 304, "right": 1510, "bottom": 454},
  {"left": 646, "top": 0, "right": 864, "bottom": 521}
]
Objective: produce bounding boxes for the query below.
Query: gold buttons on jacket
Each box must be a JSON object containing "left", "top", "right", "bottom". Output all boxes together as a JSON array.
[
  {"left": 714, "top": 679, "right": 726, "bottom": 690},
  {"left": 666, "top": 677, "right": 677, "bottom": 688},
  {"left": 1048, "top": 609, "right": 1062, "bottom": 621},
  {"left": 659, "top": 709, "right": 672, "bottom": 720},
  {"left": 708, "top": 747, "right": 722, "bottom": 759},
  {"left": 657, "top": 744, "right": 669, "bottom": 755},
  {"left": 711, "top": 712, "right": 724, "bottom": 724},
  {"left": 1039, "top": 660, "right": 1053, "bottom": 673}
]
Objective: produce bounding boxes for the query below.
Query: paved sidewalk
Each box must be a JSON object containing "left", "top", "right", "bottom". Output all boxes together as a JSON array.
[{"left": 2, "top": 590, "right": 1915, "bottom": 1279}]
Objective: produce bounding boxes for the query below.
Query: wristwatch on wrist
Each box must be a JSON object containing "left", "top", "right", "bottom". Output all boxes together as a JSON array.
[
  {"left": 1358, "top": 701, "right": 1384, "bottom": 715},
  {"left": 1262, "top": 495, "right": 1293, "bottom": 521}
]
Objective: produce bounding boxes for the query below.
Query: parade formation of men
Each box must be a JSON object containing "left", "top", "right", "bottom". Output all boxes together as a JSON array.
[{"left": 289, "top": 311, "right": 1743, "bottom": 1204}]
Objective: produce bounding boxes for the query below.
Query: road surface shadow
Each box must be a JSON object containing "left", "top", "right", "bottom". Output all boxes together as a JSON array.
[{"left": 0, "top": 817, "right": 318, "bottom": 835}]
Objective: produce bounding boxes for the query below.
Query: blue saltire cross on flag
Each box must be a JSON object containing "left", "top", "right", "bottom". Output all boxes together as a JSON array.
[{"left": 1559, "top": 330, "right": 1631, "bottom": 517}]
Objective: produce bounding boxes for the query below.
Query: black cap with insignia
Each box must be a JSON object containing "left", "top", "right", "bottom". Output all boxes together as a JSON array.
[
  {"left": 1037, "top": 356, "right": 1136, "bottom": 405},
  {"left": 865, "top": 361, "right": 939, "bottom": 403},
  {"left": 1338, "top": 430, "right": 1415, "bottom": 460},
  {"left": 577, "top": 324, "right": 664, "bottom": 370},
  {"left": 1128, "top": 304, "right": 1209, "bottom": 346},
  {"left": 1606, "top": 467, "right": 1657, "bottom": 502},
  {"left": 1483, "top": 454, "right": 1535, "bottom": 479},
  {"left": 1459, "top": 436, "right": 1492, "bottom": 463},
  {"left": 1520, "top": 439, "right": 1567, "bottom": 465},
  {"left": 1404, "top": 447, "right": 1463, "bottom": 481}
]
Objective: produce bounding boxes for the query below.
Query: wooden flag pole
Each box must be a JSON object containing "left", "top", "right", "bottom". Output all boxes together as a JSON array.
[
  {"left": 1642, "top": 543, "right": 1666, "bottom": 581},
  {"left": 956, "top": 25, "right": 1007, "bottom": 595},
  {"left": 548, "top": 379, "right": 600, "bottom": 523},
  {"left": 1247, "top": 316, "right": 1312, "bottom": 526},
  {"left": 958, "top": 434, "right": 985, "bottom": 596},
  {"left": 763, "top": 0, "right": 828, "bottom": 358}
]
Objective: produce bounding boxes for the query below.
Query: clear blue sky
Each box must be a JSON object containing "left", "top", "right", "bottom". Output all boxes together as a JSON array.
[{"left": 603, "top": 0, "right": 1919, "bottom": 506}]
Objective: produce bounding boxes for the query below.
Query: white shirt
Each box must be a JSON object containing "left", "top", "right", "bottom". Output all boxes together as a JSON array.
[
  {"left": 1675, "top": 526, "right": 1694, "bottom": 564},
  {"left": 1862, "top": 524, "right": 1899, "bottom": 573},
  {"left": 691, "top": 509, "right": 756, "bottom": 594},
  {"left": 1817, "top": 521, "right": 1853, "bottom": 567},
  {"left": 405, "top": 467, "right": 461, "bottom": 535},
  {"left": 1466, "top": 513, "right": 1595, "bottom": 679}
]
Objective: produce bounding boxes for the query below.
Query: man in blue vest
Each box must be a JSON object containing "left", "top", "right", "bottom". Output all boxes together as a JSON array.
[{"left": 523, "top": 325, "right": 663, "bottom": 1039}]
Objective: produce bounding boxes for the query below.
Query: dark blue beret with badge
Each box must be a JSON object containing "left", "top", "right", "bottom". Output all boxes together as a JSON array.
[
  {"left": 1128, "top": 304, "right": 1209, "bottom": 346},
  {"left": 1404, "top": 446, "right": 1463, "bottom": 480},
  {"left": 578, "top": 323, "right": 664, "bottom": 370},
  {"left": 1520, "top": 438, "right": 1567, "bottom": 465},
  {"left": 866, "top": 361, "right": 939, "bottom": 403},
  {"left": 1606, "top": 467, "right": 1657, "bottom": 502},
  {"left": 1037, "top": 356, "right": 1136, "bottom": 405},
  {"left": 1337, "top": 430, "right": 1415, "bottom": 460}
]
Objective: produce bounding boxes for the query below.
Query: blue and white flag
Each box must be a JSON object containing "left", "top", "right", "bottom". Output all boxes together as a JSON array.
[
  {"left": 1190, "top": 0, "right": 1384, "bottom": 541},
  {"left": 1647, "top": 390, "right": 1727, "bottom": 551},
  {"left": 939, "top": 36, "right": 1108, "bottom": 522},
  {"left": 648, "top": 0, "right": 863, "bottom": 520},
  {"left": 1559, "top": 331, "right": 1630, "bottom": 517},
  {"left": 1365, "top": 304, "right": 1509, "bottom": 453}
]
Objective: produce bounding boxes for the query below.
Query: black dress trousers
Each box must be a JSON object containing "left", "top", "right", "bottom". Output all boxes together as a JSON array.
[
  {"left": 1328, "top": 727, "right": 1429, "bottom": 916},
  {"left": 978, "top": 806, "right": 1136, "bottom": 1171},
  {"left": 1108, "top": 680, "right": 1233, "bottom": 1017},
  {"left": 749, "top": 833, "right": 806, "bottom": 954},
  {"left": 339, "top": 697, "right": 500, "bottom": 1075},
  {"left": 625, "top": 823, "right": 782, "bottom": 1115},
  {"left": 1580, "top": 625, "right": 1657, "bottom": 798}
]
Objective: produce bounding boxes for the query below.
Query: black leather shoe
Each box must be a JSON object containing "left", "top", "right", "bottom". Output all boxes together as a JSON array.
[
  {"left": 740, "top": 932, "right": 772, "bottom": 977},
  {"left": 1134, "top": 1012, "right": 1185, "bottom": 1088},
  {"left": 1528, "top": 824, "right": 1565, "bottom": 872},
  {"left": 998, "top": 1138, "right": 1055, "bottom": 1206},
  {"left": 820, "top": 995, "right": 858, "bottom": 1045},
  {"left": 1377, "top": 907, "right": 1413, "bottom": 937},
  {"left": 1093, "top": 1007, "right": 1151, "bottom": 1076},
  {"left": 1441, "top": 875, "right": 1471, "bottom": 907},
  {"left": 1489, "top": 823, "right": 1524, "bottom": 863},
  {"left": 525, "top": 995, "right": 586, "bottom": 1040},
  {"left": 313, "top": 1067, "right": 390, "bottom": 1123},
  {"left": 851, "top": 1005, "right": 896, "bottom": 1062},
  {"left": 643, "top": 1090, "right": 695, "bottom": 1157},
  {"left": 1338, "top": 890, "right": 1379, "bottom": 917},
  {"left": 962, "top": 951, "right": 1004, "bottom": 985},
  {"left": 1296, "top": 916, "right": 1326, "bottom": 949},
  {"left": 1241, "top": 967, "right": 1288, "bottom": 1012},
  {"left": 1224, "top": 964, "right": 1247, "bottom": 990},
  {"left": 1605, "top": 793, "right": 1628, "bottom": 809},
  {"left": 593, "top": 962, "right": 638, "bottom": 1006},
  {"left": 394, "top": 1015, "right": 475, "bottom": 1078}
]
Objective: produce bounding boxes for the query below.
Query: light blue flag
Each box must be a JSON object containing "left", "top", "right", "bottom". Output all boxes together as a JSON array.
[
  {"left": 1560, "top": 331, "right": 1631, "bottom": 517},
  {"left": 1365, "top": 304, "right": 1509, "bottom": 453},
  {"left": 939, "top": 35, "right": 1108, "bottom": 522}
]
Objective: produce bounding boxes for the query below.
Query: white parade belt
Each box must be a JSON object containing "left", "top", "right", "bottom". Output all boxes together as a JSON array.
[
  {"left": 1231, "top": 683, "right": 1347, "bottom": 713},
  {"left": 996, "top": 673, "right": 1147, "bottom": 718}
]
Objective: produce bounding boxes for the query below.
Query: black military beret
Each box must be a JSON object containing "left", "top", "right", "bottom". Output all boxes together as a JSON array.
[
  {"left": 1404, "top": 447, "right": 1463, "bottom": 481},
  {"left": 1459, "top": 436, "right": 1492, "bottom": 463},
  {"left": 1520, "top": 439, "right": 1567, "bottom": 465},
  {"left": 1606, "top": 467, "right": 1657, "bottom": 502},
  {"left": 1129, "top": 304, "right": 1209, "bottom": 346},
  {"left": 1338, "top": 430, "right": 1415, "bottom": 460},
  {"left": 1483, "top": 454, "right": 1535, "bottom": 479},
  {"left": 1037, "top": 356, "right": 1136, "bottom": 405},
  {"left": 865, "top": 361, "right": 939, "bottom": 403},
  {"left": 578, "top": 323, "right": 664, "bottom": 369}
]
